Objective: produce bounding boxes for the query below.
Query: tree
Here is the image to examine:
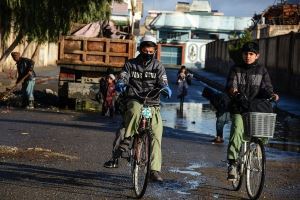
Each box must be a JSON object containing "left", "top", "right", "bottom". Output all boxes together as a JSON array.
[
  {"left": 0, "top": 0, "right": 122, "bottom": 71},
  {"left": 228, "top": 30, "right": 253, "bottom": 65}
]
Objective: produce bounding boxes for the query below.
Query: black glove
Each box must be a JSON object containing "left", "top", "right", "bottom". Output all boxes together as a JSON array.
[{"left": 234, "top": 92, "right": 249, "bottom": 109}]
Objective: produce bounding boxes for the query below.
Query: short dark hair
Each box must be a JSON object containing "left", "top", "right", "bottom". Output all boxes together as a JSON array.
[
  {"left": 140, "top": 41, "right": 156, "bottom": 49},
  {"left": 242, "top": 42, "right": 259, "bottom": 54}
]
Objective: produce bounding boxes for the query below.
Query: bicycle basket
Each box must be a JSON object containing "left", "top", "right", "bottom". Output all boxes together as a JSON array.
[{"left": 243, "top": 112, "right": 277, "bottom": 138}]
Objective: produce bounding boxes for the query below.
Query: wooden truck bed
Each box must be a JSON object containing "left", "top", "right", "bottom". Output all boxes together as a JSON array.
[{"left": 57, "top": 35, "right": 135, "bottom": 68}]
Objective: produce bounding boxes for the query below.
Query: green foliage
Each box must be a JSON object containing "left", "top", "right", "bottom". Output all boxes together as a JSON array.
[
  {"left": 0, "top": 0, "right": 122, "bottom": 44},
  {"left": 228, "top": 30, "right": 253, "bottom": 64}
]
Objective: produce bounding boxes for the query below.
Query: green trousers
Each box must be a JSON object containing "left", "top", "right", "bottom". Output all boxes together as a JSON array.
[
  {"left": 227, "top": 114, "right": 245, "bottom": 160},
  {"left": 124, "top": 100, "right": 163, "bottom": 172},
  {"left": 227, "top": 113, "right": 269, "bottom": 160}
]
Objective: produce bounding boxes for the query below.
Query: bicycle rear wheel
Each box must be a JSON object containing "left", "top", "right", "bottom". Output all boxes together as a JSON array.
[
  {"left": 246, "top": 139, "right": 266, "bottom": 199},
  {"left": 132, "top": 132, "right": 151, "bottom": 198}
]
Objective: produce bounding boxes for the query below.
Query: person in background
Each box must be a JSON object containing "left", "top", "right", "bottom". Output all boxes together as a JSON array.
[
  {"left": 177, "top": 65, "right": 193, "bottom": 85},
  {"left": 177, "top": 66, "right": 193, "bottom": 99},
  {"left": 100, "top": 74, "right": 116, "bottom": 117},
  {"left": 11, "top": 52, "right": 36, "bottom": 109},
  {"left": 202, "top": 87, "right": 230, "bottom": 144}
]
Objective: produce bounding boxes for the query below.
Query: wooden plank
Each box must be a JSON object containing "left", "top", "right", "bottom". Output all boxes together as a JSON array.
[
  {"left": 63, "top": 50, "right": 129, "bottom": 57},
  {"left": 57, "top": 60, "right": 125, "bottom": 67},
  {"left": 105, "top": 40, "right": 110, "bottom": 65},
  {"left": 63, "top": 35, "right": 132, "bottom": 43},
  {"left": 59, "top": 36, "right": 65, "bottom": 60},
  {"left": 129, "top": 41, "right": 133, "bottom": 59},
  {"left": 82, "top": 40, "right": 87, "bottom": 62},
  {"left": 57, "top": 35, "right": 136, "bottom": 67}
]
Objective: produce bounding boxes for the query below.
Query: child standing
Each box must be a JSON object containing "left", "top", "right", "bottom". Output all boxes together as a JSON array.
[
  {"left": 177, "top": 66, "right": 193, "bottom": 99},
  {"left": 100, "top": 74, "right": 116, "bottom": 117}
]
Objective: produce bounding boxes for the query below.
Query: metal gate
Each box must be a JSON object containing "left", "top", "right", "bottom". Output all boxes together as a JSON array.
[{"left": 160, "top": 46, "right": 182, "bottom": 65}]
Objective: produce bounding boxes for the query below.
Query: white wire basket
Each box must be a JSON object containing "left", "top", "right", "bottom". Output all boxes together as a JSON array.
[{"left": 243, "top": 112, "right": 277, "bottom": 138}]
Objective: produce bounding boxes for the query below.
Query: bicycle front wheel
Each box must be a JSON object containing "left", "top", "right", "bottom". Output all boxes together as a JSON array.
[
  {"left": 246, "top": 139, "right": 266, "bottom": 200},
  {"left": 132, "top": 132, "right": 151, "bottom": 199},
  {"left": 232, "top": 143, "right": 245, "bottom": 191}
]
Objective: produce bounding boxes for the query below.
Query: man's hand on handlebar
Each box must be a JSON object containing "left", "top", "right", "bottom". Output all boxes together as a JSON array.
[
  {"left": 161, "top": 85, "right": 172, "bottom": 99},
  {"left": 270, "top": 93, "right": 279, "bottom": 101},
  {"left": 116, "top": 80, "right": 126, "bottom": 93}
]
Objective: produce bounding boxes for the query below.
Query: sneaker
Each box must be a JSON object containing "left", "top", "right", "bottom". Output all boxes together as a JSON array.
[
  {"left": 150, "top": 170, "right": 163, "bottom": 182},
  {"left": 104, "top": 159, "right": 118, "bottom": 168},
  {"left": 227, "top": 164, "right": 237, "bottom": 181},
  {"left": 211, "top": 137, "right": 224, "bottom": 144},
  {"left": 26, "top": 101, "right": 34, "bottom": 109}
]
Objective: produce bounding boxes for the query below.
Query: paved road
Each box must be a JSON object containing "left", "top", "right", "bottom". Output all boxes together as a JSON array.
[{"left": 0, "top": 69, "right": 299, "bottom": 199}]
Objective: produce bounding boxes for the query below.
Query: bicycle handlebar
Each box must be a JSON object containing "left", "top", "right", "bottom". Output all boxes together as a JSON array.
[{"left": 125, "top": 84, "right": 166, "bottom": 104}]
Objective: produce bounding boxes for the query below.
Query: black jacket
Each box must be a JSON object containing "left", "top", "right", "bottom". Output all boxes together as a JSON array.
[
  {"left": 226, "top": 62, "right": 274, "bottom": 113},
  {"left": 202, "top": 86, "right": 230, "bottom": 116},
  {"left": 121, "top": 54, "right": 168, "bottom": 105},
  {"left": 16, "top": 57, "right": 36, "bottom": 82}
]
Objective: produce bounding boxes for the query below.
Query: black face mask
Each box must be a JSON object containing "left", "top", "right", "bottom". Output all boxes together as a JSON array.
[{"left": 141, "top": 52, "right": 154, "bottom": 62}]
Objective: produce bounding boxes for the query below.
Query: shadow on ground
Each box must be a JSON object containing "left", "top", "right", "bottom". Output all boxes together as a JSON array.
[{"left": 0, "top": 161, "right": 132, "bottom": 199}]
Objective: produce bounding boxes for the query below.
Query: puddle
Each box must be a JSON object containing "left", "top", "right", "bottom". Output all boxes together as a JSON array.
[
  {"left": 169, "top": 167, "right": 201, "bottom": 176},
  {"left": 157, "top": 163, "right": 206, "bottom": 197},
  {"left": 186, "top": 179, "right": 201, "bottom": 189},
  {"left": 0, "top": 145, "right": 78, "bottom": 161},
  {"left": 161, "top": 102, "right": 300, "bottom": 154},
  {"left": 161, "top": 102, "right": 230, "bottom": 137},
  {"left": 186, "top": 162, "right": 209, "bottom": 170}
]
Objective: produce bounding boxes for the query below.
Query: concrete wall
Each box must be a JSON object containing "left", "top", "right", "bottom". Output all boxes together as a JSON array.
[
  {"left": 205, "top": 32, "right": 300, "bottom": 97},
  {"left": 184, "top": 39, "right": 212, "bottom": 68},
  {"left": 0, "top": 32, "right": 58, "bottom": 71}
]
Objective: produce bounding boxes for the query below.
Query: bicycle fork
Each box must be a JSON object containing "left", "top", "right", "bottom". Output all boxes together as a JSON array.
[{"left": 135, "top": 117, "right": 150, "bottom": 165}]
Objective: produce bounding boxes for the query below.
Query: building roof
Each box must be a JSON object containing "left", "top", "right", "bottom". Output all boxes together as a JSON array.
[
  {"left": 150, "top": 12, "right": 252, "bottom": 33},
  {"left": 112, "top": 2, "right": 129, "bottom": 16},
  {"left": 190, "top": 0, "right": 211, "bottom": 12}
]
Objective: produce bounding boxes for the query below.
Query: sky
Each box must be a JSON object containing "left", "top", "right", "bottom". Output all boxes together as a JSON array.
[{"left": 143, "top": 0, "right": 286, "bottom": 17}]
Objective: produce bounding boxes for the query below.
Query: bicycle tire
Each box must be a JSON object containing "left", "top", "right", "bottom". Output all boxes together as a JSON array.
[
  {"left": 246, "top": 139, "right": 266, "bottom": 200},
  {"left": 132, "top": 132, "right": 151, "bottom": 199},
  {"left": 232, "top": 143, "right": 245, "bottom": 191}
]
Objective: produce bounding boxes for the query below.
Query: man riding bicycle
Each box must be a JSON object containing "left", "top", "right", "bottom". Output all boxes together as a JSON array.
[
  {"left": 114, "top": 35, "right": 172, "bottom": 182},
  {"left": 226, "top": 42, "right": 279, "bottom": 181}
]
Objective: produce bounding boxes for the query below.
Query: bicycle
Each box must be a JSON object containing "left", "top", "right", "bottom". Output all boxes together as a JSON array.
[
  {"left": 231, "top": 102, "right": 277, "bottom": 200},
  {"left": 121, "top": 85, "right": 166, "bottom": 199}
]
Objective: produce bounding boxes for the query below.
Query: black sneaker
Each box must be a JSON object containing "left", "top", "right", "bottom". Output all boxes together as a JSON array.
[
  {"left": 150, "top": 170, "right": 163, "bottom": 182},
  {"left": 103, "top": 159, "right": 118, "bottom": 168}
]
